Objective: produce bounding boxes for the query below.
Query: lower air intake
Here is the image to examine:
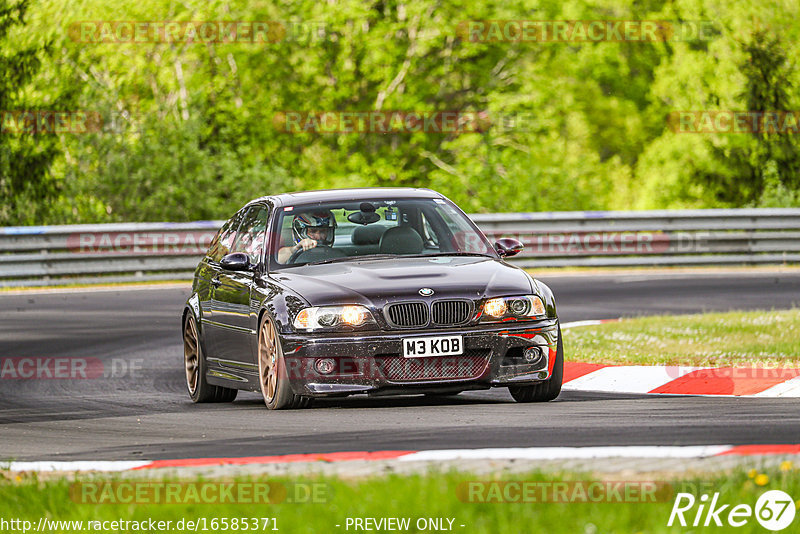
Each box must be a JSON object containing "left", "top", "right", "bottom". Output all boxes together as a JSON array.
[{"left": 375, "top": 350, "right": 490, "bottom": 381}]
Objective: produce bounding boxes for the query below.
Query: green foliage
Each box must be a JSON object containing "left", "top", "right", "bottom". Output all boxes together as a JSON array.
[
  {"left": 2, "top": 0, "right": 800, "bottom": 224},
  {"left": 637, "top": 0, "right": 800, "bottom": 209},
  {"left": 3, "top": 468, "right": 800, "bottom": 534},
  {"left": 0, "top": 0, "right": 70, "bottom": 225},
  {"left": 698, "top": 28, "right": 800, "bottom": 205}
]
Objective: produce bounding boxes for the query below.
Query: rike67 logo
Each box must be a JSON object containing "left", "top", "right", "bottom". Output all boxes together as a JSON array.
[{"left": 668, "top": 490, "right": 796, "bottom": 531}]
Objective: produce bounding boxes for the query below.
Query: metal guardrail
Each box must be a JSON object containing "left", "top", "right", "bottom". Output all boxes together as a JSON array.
[
  {"left": 472, "top": 208, "right": 800, "bottom": 268},
  {"left": 1, "top": 209, "right": 799, "bottom": 287}
]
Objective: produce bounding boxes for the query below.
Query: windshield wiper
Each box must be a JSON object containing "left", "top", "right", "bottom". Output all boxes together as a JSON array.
[
  {"left": 406, "top": 252, "right": 493, "bottom": 259},
  {"left": 304, "top": 253, "right": 399, "bottom": 266},
  {"left": 299, "top": 252, "right": 489, "bottom": 267}
]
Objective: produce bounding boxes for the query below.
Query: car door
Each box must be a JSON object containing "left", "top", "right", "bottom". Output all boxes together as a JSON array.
[
  {"left": 201, "top": 209, "right": 245, "bottom": 356},
  {"left": 210, "top": 204, "right": 270, "bottom": 367}
]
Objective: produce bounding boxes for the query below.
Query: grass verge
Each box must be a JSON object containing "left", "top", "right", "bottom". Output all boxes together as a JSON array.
[
  {"left": 1, "top": 466, "right": 799, "bottom": 533},
  {"left": 564, "top": 309, "right": 800, "bottom": 366}
]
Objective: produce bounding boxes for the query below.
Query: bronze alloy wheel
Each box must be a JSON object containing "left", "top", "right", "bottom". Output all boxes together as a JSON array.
[
  {"left": 258, "top": 318, "right": 279, "bottom": 402},
  {"left": 183, "top": 314, "right": 237, "bottom": 403},
  {"left": 257, "top": 315, "right": 312, "bottom": 410},
  {"left": 183, "top": 315, "right": 200, "bottom": 396}
]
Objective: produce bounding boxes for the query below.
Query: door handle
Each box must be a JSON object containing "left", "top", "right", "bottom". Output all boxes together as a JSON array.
[{"left": 211, "top": 277, "right": 221, "bottom": 288}]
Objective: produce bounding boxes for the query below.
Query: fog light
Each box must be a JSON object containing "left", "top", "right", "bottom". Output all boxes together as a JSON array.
[
  {"left": 524, "top": 347, "right": 543, "bottom": 365},
  {"left": 315, "top": 358, "right": 336, "bottom": 375}
]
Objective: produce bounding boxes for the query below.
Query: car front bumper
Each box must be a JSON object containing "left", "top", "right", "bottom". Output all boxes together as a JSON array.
[{"left": 278, "top": 319, "right": 560, "bottom": 397}]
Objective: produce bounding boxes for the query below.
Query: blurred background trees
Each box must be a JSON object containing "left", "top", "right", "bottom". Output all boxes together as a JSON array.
[
  {"left": 1, "top": 0, "right": 799, "bottom": 224},
  {"left": 0, "top": 0, "right": 75, "bottom": 224}
]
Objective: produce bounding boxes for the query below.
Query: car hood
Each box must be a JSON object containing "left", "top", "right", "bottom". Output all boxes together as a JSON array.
[{"left": 268, "top": 256, "right": 534, "bottom": 307}]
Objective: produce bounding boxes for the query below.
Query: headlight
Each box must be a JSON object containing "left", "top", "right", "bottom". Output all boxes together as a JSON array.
[
  {"left": 293, "top": 305, "right": 376, "bottom": 330},
  {"left": 480, "top": 295, "right": 545, "bottom": 322}
]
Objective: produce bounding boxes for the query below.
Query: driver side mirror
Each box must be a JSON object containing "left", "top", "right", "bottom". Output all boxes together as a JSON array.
[
  {"left": 494, "top": 238, "right": 523, "bottom": 258},
  {"left": 220, "top": 252, "right": 254, "bottom": 271}
]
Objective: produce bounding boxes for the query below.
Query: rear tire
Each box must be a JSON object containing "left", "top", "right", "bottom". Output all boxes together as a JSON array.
[
  {"left": 184, "top": 314, "right": 238, "bottom": 403},
  {"left": 509, "top": 325, "right": 563, "bottom": 403},
  {"left": 258, "top": 315, "right": 312, "bottom": 410}
]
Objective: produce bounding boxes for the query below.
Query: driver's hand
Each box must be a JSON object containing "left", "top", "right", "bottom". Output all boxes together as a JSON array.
[{"left": 294, "top": 238, "right": 317, "bottom": 252}]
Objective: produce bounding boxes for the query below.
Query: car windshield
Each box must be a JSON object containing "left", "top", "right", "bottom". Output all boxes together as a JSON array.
[{"left": 270, "top": 198, "right": 497, "bottom": 268}]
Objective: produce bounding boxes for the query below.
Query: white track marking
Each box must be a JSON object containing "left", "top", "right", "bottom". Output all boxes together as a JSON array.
[
  {"left": 11, "top": 443, "right": 800, "bottom": 473},
  {"left": 562, "top": 365, "right": 707, "bottom": 394},
  {"left": 754, "top": 376, "right": 800, "bottom": 397},
  {"left": 560, "top": 320, "right": 605, "bottom": 329},
  {"left": 4, "top": 461, "right": 150, "bottom": 472},
  {"left": 398, "top": 446, "right": 733, "bottom": 462}
]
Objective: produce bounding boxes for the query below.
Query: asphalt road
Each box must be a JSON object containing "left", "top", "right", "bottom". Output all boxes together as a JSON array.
[{"left": 1, "top": 271, "right": 799, "bottom": 461}]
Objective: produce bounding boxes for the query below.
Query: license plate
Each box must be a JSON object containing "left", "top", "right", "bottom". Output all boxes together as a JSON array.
[{"left": 403, "top": 335, "right": 463, "bottom": 358}]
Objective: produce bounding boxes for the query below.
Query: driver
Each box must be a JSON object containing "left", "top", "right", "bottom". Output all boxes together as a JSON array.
[{"left": 277, "top": 210, "right": 337, "bottom": 263}]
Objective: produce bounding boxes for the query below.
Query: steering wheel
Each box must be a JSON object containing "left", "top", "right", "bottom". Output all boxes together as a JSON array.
[
  {"left": 287, "top": 245, "right": 311, "bottom": 264},
  {"left": 288, "top": 244, "right": 342, "bottom": 264},
  {"left": 289, "top": 245, "right": 349, "bottom": 265}
]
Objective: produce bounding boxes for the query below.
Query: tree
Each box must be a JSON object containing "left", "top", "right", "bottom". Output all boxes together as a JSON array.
[
  {"left": 0, "top": 0, "right": 67, "bottom": 225},
  {"left": 700, "top": 29, "right": 800, "bottom": 205}
]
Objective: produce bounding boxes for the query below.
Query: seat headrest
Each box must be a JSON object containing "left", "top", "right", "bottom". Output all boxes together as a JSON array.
[
  {"left": 379, "top": 225, "right": 424, "bottom": 255},
  {"left": 352, "top": 225, "right": 387, "bottom": 245}
]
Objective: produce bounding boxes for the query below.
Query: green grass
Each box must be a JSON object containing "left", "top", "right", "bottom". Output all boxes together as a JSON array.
[
  {"left": 1, "top": 467, "right": 799, "bottom": 533},
  {"left": 564, "top": 309, "right": 800, "bottom": 366}
]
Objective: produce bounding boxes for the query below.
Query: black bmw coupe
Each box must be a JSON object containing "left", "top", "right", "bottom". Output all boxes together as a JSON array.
[{"left": 183, "top": 188, "right": 563, "bottom": 409}]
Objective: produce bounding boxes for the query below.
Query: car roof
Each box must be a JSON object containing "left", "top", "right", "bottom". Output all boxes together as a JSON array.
[{"left": 246, "top": 187, "right": 444, "bottom": 208}]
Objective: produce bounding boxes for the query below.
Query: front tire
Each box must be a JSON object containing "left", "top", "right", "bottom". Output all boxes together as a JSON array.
[
  {"left": 509, "top": 325, "right": 563, "bottom": 403},
  {"left": 184, "top": 314, "right": 237, "bottom": 403},
  {"left": 258, "top": 315, "right": 312, "bottom": 410}
]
